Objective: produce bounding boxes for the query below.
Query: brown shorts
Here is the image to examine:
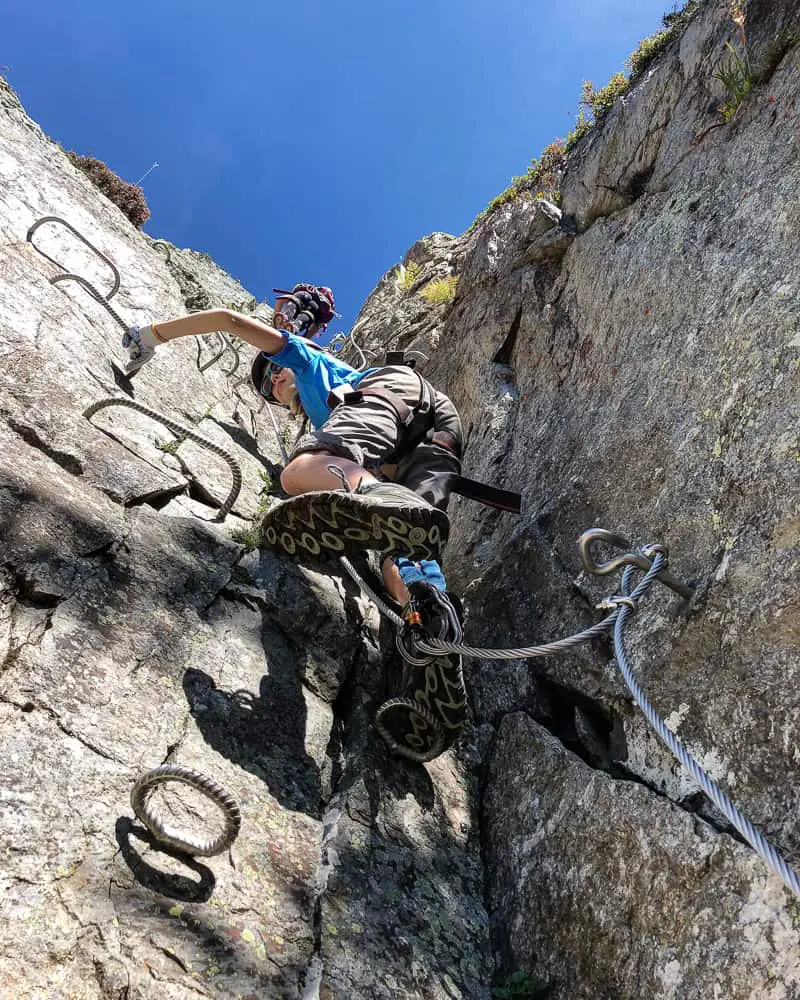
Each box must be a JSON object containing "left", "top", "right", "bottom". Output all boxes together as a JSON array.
[{"left": 289, "top": 366, "right": 462, "bottom": 510}]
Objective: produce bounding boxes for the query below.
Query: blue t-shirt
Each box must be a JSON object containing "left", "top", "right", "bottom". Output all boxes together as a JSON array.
[{"left": 270, "top": 332, "right": 379, "bottom": 429}]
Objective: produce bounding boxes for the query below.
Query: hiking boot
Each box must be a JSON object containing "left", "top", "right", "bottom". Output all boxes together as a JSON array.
[
  {"left": 122, "top": 325, "right": 157, "bottom": 375},
  {"left": 375, "top": 696, "right": 446, "bottom": 763},
  {"left": 260, "top": 481, "right": 449, "bottom": 562}
]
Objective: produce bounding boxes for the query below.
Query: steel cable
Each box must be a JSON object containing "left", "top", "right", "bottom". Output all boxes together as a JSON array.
[
  {"left": 338, "top": 556, "right": 405, "bottom": 627},
  {"left": 613, "top": 560, "right": 800, "bottom": 898},
  {"left": 413, "top": 614, "right": 619, "bottom": 661}
]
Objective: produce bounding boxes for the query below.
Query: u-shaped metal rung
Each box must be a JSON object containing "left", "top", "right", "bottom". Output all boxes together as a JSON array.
[
  {"left": 27, "top": 216, "right": 121, "bottom": 301},
  {"left": 196, "top": 332, "right": 241, "bottom": 376}
]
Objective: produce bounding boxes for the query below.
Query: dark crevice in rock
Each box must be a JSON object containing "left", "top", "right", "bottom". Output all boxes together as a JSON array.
[
  {"left": 301, "top": 796, "right": 343, "bottom": 1000},
  {"left": 7, "top": 418, "right": 84, "bottom": 476},
  {"left": 161, "top": 714, "right": 191, "bottom": 765},
  {"left": 492, "top": 308, "right": 522, "bottom": 366},
  {"left": 504, "top": 674, "right": 626, "bottom": 774},
  {"left": 3, "top": 562, "right": 64, "bottom": 608},
  {"left": 502, "top": 683, "right": 750, "bottom": 844},
  {"left": 215, "top": 583, "right": 264, "bottom": 614},
  {"left": 78, "top": 538, "right": 118, "bottom": 560},
  {"left": 124, "top": 483, "right": 188, "bottom": 510},
  {"left": 753, "top": 25, "right": 799, "bottom": 84},
  {"left": 625, "top": 164, "right": 656, "bottom": 202},
  {"left": 109, "top": 363, "right": 137, "bottom": 395},
  {"left": 605, "top": 762, "right": 748, "bottom": 846},
  {"left": 185, "top": 477, "right": 223, "bottom": 510},
  {"left": 483, "top": 662, "right": 751, "bottom": 843},
  {"left": 324, "top": 642, "right": 367, "bottom": 777},
  {"left": 0, "top": 695, "right": 37, "bottom": 714}
]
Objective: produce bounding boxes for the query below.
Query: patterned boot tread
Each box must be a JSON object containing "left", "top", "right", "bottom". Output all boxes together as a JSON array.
[
  {"left": 260, "top": 488, "right": 449, "bottom": 562},
  {"left": 376, "top": 653, "right": 468, "bottom": 763}
]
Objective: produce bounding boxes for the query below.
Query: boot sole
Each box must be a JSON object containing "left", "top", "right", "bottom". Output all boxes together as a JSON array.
[
  {"left": 376, "top": 654, "right": 467, "bottom": 763},
  {"left": 260, "top": 490, "right": 448, "bottom": 562}
]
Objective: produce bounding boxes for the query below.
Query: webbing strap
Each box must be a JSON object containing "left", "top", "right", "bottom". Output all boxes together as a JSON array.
[
  {"left": 327, "top": 371, "right": 435, "bottom": 448},
  {"left": 449, "top": 475, "right": 522, "bottom": 513}
]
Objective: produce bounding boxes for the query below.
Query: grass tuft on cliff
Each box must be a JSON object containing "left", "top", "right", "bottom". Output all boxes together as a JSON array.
[
  {"left": 419, "top": 274, "right": 458, "bottom": 305},
  {"left": 65, "top": 152, "right": 151, "bottom": 228},
  {"left": 470, "top": 0, "right": 702, "bottom": 231}
]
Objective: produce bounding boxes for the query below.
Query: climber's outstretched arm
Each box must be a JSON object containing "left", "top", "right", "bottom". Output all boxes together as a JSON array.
[
  {"left": 151, "top": 309, "right": 285, "bottom": 355},
  {"left": 123, "top": 309, "right": 286, "bottom": 373}
]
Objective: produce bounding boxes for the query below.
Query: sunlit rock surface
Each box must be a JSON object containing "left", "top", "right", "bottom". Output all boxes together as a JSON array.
[{"left": 2, "top": 0, "right": 800, "bottom": 996}]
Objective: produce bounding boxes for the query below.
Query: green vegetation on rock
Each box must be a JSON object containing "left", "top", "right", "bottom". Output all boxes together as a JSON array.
[
  {"left": 470, "top": 0, "right": 702, "bottom": 230},
  {"left": 65, "top": 151, "right": 151, "bottom": 228}
]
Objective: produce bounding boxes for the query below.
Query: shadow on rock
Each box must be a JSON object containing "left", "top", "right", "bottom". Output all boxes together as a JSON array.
[
  {"left": 183, "top": 667, "right": 324, "bottom": 819},
  {"left": 115, "top": 816, "right": 216, "bottom": 902}
]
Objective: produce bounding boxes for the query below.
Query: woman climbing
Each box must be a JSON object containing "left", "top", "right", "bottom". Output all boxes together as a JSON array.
[
  {"left": 122, "top": 285, "right": 463, "bottom": 608},
  {"left": 124, "top": 286, "right": 468, "bottom": 762}
]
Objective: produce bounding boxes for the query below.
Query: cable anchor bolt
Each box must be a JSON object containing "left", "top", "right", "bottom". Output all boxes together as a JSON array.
[{"left": 579, "top": 528, "right": 694, "bottom": 601}]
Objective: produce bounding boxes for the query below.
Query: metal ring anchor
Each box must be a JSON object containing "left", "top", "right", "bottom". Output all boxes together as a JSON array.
[
  {"left": 578, "top": 528, "right": 694, "bottom": 600},
  {"left": 27, "top": 215, "right": 121, "bottom": 301},
  {"left": 130, "top": 765, "right": 241, "bottom": 857}
]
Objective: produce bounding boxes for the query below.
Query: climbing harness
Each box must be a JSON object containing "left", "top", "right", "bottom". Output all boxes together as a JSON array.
[
  {"left": 84, "top": 397, "right": 243, "bottom": 519},
  {"left": 130, "top": 764, "right": 241, "bottom": 856}
]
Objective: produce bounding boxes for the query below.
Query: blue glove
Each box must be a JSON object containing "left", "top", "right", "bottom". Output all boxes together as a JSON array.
[{"left": 393, "top": 557, "right": 447, "bottom": 592}]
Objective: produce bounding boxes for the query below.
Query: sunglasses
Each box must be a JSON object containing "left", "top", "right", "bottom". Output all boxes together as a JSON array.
[{"left": 259, "top": 361, "right": 282, "bottom": 400}]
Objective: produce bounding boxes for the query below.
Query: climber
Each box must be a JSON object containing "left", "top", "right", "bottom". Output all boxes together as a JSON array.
[{"left": 122, "top": 285, "right": 463, "bottom": 608}]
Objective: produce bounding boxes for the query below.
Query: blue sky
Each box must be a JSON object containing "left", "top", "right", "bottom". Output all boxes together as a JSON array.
[{"left": 5, "top": 0, "right": 674, "bottom": 333}]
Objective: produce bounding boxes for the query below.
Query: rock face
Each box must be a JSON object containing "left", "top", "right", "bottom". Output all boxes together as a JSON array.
[
  {"left": 0, "top": 78, "right": 489, "bottom": 999},
  {"left": 1, "top": 1, "right": 799, "bottom": 997},
  {"left": 352, "top": 0, "right": 800, "bottom": 995}
]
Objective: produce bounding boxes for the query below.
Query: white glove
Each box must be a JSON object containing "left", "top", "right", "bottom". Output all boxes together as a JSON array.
[{"left": 122, "top": 325, "right": 159, "bottom": 374}]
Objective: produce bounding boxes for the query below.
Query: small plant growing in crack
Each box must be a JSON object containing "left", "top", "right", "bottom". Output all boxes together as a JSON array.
[
  {"left": 155, "top": 436, "right": 185, "bottom": 456},
  {"left": 419, "top": 274, "right": 458, "bottom": 305},
  {"left": 396, "top": 260, "right": 422, "bottom": 292},
  {"left": 714, "top": 1, "right": 753, "bottom": 122},
  {"left": 256, "top": 469, "right": 280, "bottom": 514},
  {"left": 231, "top": 525, "right": 261, "bottom": 548}
]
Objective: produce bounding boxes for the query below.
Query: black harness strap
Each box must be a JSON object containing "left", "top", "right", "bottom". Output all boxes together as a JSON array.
[
  {"left": 327, "top": 371, "right": 435, "bottom": 458},
  {"left": 449, "top": 476, "right": 522, "bottom": 513},
  {"left": 327, "top": 385, "right": 413, "bottom": 425},
  {"left": 385, "top": 350, "right": 414, "bottom": 367}
]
